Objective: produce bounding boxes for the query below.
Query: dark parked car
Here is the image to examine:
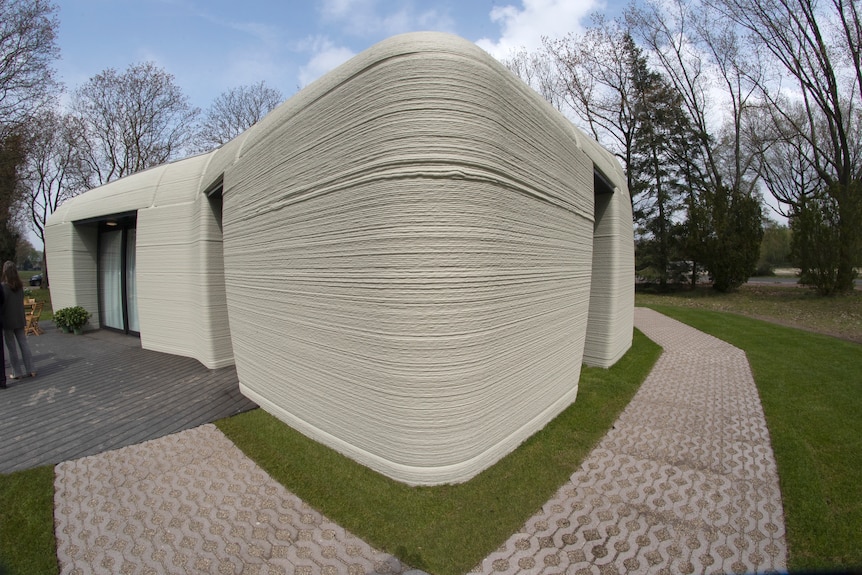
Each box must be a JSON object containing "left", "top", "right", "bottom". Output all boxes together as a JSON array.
[{"left": 29, "top": 274, "right": 42, "bottom": 287}]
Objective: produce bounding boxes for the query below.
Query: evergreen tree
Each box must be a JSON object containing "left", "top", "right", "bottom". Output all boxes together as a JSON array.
[
  {"left": 791, "top": 182, "right": 862, "bottom": 295},
  {"left": 626, "top": 35, "right": 693, "bottom": 289},
  {"left": 695, "top": 185, "right": 763, "bottom": 291}
]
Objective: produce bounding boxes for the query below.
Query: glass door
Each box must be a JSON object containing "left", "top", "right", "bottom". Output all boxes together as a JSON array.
[
  {"left": 99, "top": 229, "right": 124, "bottom": 330},
  {"left": 98, "top": 218, "right": 139, "bottom": 334}
]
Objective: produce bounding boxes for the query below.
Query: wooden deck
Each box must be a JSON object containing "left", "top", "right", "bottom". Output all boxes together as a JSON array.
[{"left": 1, "top": 323, "right": 257, "bottom": 474}]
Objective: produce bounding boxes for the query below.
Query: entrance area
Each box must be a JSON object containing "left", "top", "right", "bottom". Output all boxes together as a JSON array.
[
  {"left": 583, "top": 166, "right": 629, "bottom": 368},
  {"left": 98, "top": 215, "right": 139, "bottom": 334}
]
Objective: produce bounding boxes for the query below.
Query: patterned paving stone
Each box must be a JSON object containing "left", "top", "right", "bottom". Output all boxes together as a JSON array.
[
  {"left": 54, "top": 308, "right": 787, "bottom": 574},
  {"left": 54, "top": 424, "right": 421, "bottom": 575},
  {"left": 475, "top": 308, "right": 787, "bottom": 574}
]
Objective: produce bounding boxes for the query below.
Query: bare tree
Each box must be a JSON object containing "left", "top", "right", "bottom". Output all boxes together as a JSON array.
[
  {"left": 0, "top": 0, "right": 59, "bottom": 263},
  {"left": 748, "top": 102, "right": 822, "bottom": 218},
  {"left": 21, "top": 111, "right": 87, "bottom": 249},
  {"left": 627, "top": 0, "right": 761, "bottom": 194},
  {"left": 708, "top": 0, "right": 862, "bottom": 291},
  {"left": 544, "top": 17, "right": 641, "bottom": 172},
  {"left": 0, "top": 132, "right": 25, "bottom": 262},
  {"left": 501, "top": 47, "right": 564, "bottom": 111},
  {"left": 71, "top": 62, "right": 199, "bottom": 186},
  {"left": 0, "top": 0, "right": 59, "bottom": 136},
  {"left": 192, "top": 81, "right": 283, "bottom": 152}
]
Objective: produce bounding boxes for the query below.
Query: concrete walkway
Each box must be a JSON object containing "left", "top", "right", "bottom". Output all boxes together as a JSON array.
[{"left": 52, "top": 308, "right": 787, "bottom": 574}]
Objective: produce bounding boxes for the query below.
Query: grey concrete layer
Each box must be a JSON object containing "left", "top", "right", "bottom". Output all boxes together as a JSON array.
[
  {"left": 46, "top": 31, "right": 635, "bottom": 486},
  {"left": 222, "top": 31, "right": 633, "bottom": 485},
  {"left": 53, "top": 308, "right": 787, "bottom": 574}
]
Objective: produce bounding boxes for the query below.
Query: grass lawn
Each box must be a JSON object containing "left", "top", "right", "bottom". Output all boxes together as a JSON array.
[
  {"left": 217, "top": 330, "right": 660, "bottom": 575},
  {"left": 0, "top": 331, "right": 660, "bottom": 575},
  {"left": 3, "top": 282, "right": 860, "bottom": 573},
  {"left": 636, "top": 283, "right": 862, "bottom": 343},
  {"left": 639, "top": 302, "right": 862, "bottom": 572},
  {"left": 0, "top": 466, "right": 57, "bottom": 575}
]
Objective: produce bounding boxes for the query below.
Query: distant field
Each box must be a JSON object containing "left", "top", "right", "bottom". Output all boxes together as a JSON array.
[{"left": 636, "top": 283, "right": 862, "bottom": 344}]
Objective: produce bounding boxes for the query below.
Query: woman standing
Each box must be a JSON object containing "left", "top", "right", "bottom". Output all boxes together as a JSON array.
[
  {"left": 1, "top": 261, "right": 36, "bottom": 380},
  {"left": 0, "top": 282, "right": 5, "bottom": 388}
]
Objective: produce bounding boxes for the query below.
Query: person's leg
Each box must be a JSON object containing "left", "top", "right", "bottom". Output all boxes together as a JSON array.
[
  {"left": 3, "top": 329, "right": 23, "bottom": 378},
  {"left": 1, "top": 326, "right": 5, "bottom": 388},
  {"left": 12, "top": 329, "right": 34, "bottom": 375}
]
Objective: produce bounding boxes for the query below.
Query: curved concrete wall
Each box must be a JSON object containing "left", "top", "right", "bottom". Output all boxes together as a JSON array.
[
  {"left": 45, "top": 31, "right": 633, "bottom": 486},
  {"left": 584, "top": 186, "right": 635, "bottom": 368},
  {"left": 220, "top": 32, "right": 632, "bottom": 484},
  {"left": 45, "top": 153, "right": 234, "bottom": 369}
]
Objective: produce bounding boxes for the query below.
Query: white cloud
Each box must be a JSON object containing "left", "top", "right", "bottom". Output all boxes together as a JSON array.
[
  {"left": 222, "top": 48, "right": 281, "bottom": 88},
  {"left": 227, "top": 20, "right": 284, "bottom": 51},
  {"left": 319, "top": 0, "right": 455, "bottom": 38},
  {"left": 294, "top": 1, "right": 458, "bottom": 89},
  {"left": 194, "top": 7, "right": 286, "bottom": 53},
  {"left": 320, "top": 0, "right": 371, "bottom": 20},
  {"left": 189, "top": 10, "right": 293, "bottom": 96},
  {"left": 475, "top": 0, "right": 602, "bottom": 59},
  {"left": 297, "top": 36, "right": 357, "bottom": 87}
]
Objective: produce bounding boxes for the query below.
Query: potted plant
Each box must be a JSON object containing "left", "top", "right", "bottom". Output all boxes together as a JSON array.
[
  {"left": 54, "top": 306, "right": 91, "bottom": 334},
  {"left": 53, "top": 308, "right": 70, "bottom": 333}
]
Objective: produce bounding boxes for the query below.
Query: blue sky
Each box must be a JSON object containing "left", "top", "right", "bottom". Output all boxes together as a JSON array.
[{"left": 53, "top": 0, "right": 620, "bottom": 110}]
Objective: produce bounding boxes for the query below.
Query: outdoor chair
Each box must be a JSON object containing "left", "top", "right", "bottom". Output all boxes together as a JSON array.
[{"left": 25, "top": 301, "right": 44, "bottom": 336}]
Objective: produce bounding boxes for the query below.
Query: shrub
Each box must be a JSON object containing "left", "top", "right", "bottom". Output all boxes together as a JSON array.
[{"left": 53, "top": 306, "right": 90, "bottom": 330}]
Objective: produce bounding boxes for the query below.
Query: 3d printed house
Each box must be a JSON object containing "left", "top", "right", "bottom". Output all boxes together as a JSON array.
[{"left": 45, "top": 32, "right": 634, "bottom": 485}]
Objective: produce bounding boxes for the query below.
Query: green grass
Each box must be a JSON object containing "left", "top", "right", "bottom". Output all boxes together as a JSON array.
[
  {"left": 10, "top": 295, "right": 860, "bottom": 572},
  {"left": 0, "top": 466, "right": 58, "bottom": 575},
  {"left": 641, "top": 304, "right": 862, "bottom": 572},
  {"left": 19, "top": 271, "right": 53, "bottom": 321},
  {"left": 637, "top": 284, "right": 862, "bottom": 344},
  {"left": 217, "top": 329, "right": 661, "bottom": 575},
  {"left": 0, "top": 330, "right": 659, "bottom": 575}
]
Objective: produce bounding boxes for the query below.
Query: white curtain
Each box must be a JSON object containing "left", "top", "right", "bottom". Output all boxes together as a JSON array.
[
  {"left": 100, "top": 230, "right": 124, "bottom": 329},
  {"left": 125, "top": 229, "right": 139, "bottom": 332}
]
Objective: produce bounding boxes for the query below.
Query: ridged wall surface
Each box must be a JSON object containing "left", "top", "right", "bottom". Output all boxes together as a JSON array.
[
  {"left": 43, "top": 221, "right": 100, "bottom": 325},
  {"left": 584, "top": 190, "right": 635, "bottom": 367},
  {"left": 45, "top": 153, "right": 234, "bottom": 369},
  {"left": 45, "top": 32, "right": 634, "bottom": 486},
  {"left": 220, "top": 32, "right": 630, "bottom": 485}
]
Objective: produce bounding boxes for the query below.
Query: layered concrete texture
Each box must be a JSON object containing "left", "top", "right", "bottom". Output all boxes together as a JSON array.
[
  {"left": 45, "top": 153, "right": 233, "bottom": 369},
  {"left": 45, "top": 32, "right": 634, "bottom": 485}
]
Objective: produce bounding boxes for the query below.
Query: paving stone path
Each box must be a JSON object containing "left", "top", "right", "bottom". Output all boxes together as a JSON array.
[
  {"left": 54, "top": 424, "right": 417, "bottom": 575},
  {"left": 476, "top": 308, "right": 787, "bottom": 574},
  {"left": 53, "top": 308, "right": 787, "bottom": 574}
]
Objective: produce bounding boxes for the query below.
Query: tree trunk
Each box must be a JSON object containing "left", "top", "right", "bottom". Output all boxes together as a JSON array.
[{"left": 835, "top": 182, "right": 861, "bottom": 292}]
